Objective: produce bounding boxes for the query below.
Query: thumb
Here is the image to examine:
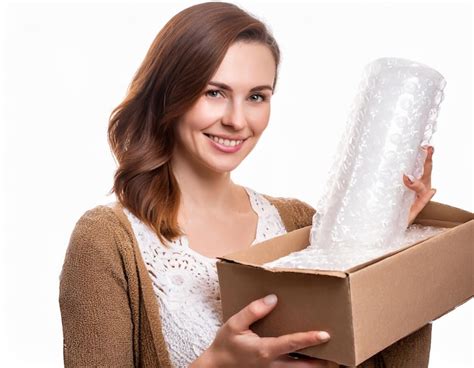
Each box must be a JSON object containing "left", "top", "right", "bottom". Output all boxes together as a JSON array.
[{"left": 226, "top": 294, "right": 278, "bottom": 332}]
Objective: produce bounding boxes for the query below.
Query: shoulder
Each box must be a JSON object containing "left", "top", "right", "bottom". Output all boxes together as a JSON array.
[
  {"left": 73, "top": 204, "right": 120, "bottom": 228},
  {"left": 65, "top": 203, "right": 135, "bottom": 263},
  {"left": 260, "top": 192, "right": 316, "bottom": 232},
  {"left": 71, "top": 204, "right": 126, "bottom": 241}
]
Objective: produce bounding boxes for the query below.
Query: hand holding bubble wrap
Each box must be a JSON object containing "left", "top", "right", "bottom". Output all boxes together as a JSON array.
[{"left": 265, "top": 58, "right": 447, "bottom": 271}]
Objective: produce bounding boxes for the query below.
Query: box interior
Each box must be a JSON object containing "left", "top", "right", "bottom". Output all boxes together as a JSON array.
[{"left": 218, "top": 201, "right": 473, "bottom": 275}]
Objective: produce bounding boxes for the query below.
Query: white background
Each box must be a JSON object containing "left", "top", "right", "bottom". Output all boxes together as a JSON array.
[{"left": 0, "top": 0, "right": 472, "bottom": 366}]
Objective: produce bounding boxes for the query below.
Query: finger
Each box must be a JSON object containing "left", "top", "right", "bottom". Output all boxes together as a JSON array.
[
  {"left": 403, "top": 175, "right": 427, "bottom": 193},
  {"left": 226, "top": 294, "right": 278, "bottom": 333},
  {"left": 412, "top": 189, "right": 436, "bottom": 214},
  {"left": 265, "top": 330, "right": 330, "bottom": 357},
  {"left": 425, "top": 145, "right": 434, "bottom": 157},
  {"left": 408, "top": 189, "right": 436, "bottom": 224},
  {"left": 421, "top": 146, "right": 434, "bottom": 179}
]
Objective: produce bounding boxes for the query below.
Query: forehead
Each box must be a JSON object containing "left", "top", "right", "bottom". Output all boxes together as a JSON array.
[{"left": 210, "top": 41, "right": 276, "bottom": 89}]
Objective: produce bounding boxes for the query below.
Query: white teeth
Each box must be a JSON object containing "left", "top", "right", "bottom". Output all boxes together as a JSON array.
[{"left": 207, "top": 134, "right": 243, "bottom": 147}]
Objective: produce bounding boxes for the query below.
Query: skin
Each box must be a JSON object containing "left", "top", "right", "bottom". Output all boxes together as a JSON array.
[
  {"left": 404, "top": 146, "right": 436, "bottom": 225},
  {"left": 172, "top": 41, "right": 435, "bottom": 367},
  {"left": 171, "top": 41, "right": 274, "bottom": 258}
]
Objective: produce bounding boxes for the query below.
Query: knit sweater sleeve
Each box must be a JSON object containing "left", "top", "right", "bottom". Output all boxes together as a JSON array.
[
  {"left": 59, "top": 206, "right": 135, "bottom": 367},
  {"left": 263, "top": 194, "right": 316, "bottom": 232}
]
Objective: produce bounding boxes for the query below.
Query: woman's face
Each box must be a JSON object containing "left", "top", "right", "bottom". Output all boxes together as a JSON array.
[{"left": 173, "top": 41, "right": 276, "bottom": 174}]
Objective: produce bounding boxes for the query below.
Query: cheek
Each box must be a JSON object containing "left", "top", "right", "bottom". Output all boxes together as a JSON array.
[
  {"left": 175, "top": 101, "right": 217, "bottom": 143},
  {"left": 187, "top": 98, "right": 223, "bottom": 130},
  {"left": 250, "top": 105, "right": 271, "bottom": 134},
  {"left": 175, "top": 116, "right": 200, "bottom": 149}
]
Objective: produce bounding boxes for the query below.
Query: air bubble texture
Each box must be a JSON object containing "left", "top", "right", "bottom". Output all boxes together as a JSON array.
[
  {"left": 264, "top": 225, "right": 447, "bottom": 271},
  {"left": 265, "top": 58, "right": 446, "bottom": 271}
]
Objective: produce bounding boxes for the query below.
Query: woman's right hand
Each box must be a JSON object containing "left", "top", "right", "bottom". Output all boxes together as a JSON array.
[{"left": 192, "top": 294, "right": 337, "bottom": 367}]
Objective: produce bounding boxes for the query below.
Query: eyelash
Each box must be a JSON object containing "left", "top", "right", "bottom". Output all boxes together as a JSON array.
[{"left": 205, "top": 89, "right": 266, "bottom": 102}]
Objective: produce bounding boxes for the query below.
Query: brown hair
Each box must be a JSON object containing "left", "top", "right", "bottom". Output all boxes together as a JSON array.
[{"left": 107, "top": 2, "right": 280, "bottom": 246}]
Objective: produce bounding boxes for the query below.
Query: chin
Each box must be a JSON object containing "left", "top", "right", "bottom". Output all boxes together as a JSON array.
[
  {"left": 202, "top": 158, "right": 243, "bottom": 174},
  {"left": 207, "top": 163, "right": 241, "bottom": 174}
]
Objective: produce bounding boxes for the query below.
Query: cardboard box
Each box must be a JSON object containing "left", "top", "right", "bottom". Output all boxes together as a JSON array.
[{"left": 216, "top": 201, "right": 473, "bottom": 366}]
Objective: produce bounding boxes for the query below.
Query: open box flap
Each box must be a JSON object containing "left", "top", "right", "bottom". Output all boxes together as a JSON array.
[
  {"left": 218, "top": 201, "right": 473, "bottom": 277},
  {"left": 218, "top": 226, "right": 309, "bottom": 264},
  {"left": 415, "top": 201, "right": 473, "bottom": 223},
  {"left": 217, "top": 227, "right": 348, "bottom": 278},
  {"left": 344, "top": 226, "right": 453, "bottom": 273},
  {"left": 217, "top": 258, "right": 349, "bottom": 278},
  {"left": 346, "top": 201, "right": 473, "bottom": 273},
  {"left": 345, "top": 223, "right": 474, "bottom": 273}
]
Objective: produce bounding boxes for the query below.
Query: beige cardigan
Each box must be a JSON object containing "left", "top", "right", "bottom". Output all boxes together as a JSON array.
[{"left": 59, "top": 194, "right": 432, "bottom": 367}]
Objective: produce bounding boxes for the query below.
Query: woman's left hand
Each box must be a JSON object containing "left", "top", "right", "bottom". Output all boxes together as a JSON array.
[{"left": 403, "top": 145, "right": 436, "bottom": 225}]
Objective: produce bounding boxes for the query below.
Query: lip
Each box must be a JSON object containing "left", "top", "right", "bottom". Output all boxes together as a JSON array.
[
  {"left": 204, "top": 133, "right": 246, "bottom": 153},
  {"left": 204, "top": 133, "right": 248, "bottom": 141}
]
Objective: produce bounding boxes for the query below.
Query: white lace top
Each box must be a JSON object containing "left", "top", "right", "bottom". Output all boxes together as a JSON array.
[{"left": 110, "top": 186, "right": 287, "bottom": 368}]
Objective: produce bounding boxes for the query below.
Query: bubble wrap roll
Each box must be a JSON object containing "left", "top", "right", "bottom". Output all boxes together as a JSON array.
[
  {"left": 264, "top": 58, "right": 446, "bottom": 271},
  {"left": 310, "top": 57, "right": 446, "bottom": 250}
]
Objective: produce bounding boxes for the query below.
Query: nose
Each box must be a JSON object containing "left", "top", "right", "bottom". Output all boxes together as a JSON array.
[{"left": 221, "top": 100, "right": 247, "bottom": 130}]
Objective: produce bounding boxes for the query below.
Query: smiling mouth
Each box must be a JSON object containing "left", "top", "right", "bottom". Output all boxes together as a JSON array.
[{"left": 203, "top": 133, "right": 246, "bottom": 147}]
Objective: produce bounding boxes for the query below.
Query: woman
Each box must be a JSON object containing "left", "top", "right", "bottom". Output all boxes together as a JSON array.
[{"left": 59, "top": 2, "right": 436, "bottom": 367}]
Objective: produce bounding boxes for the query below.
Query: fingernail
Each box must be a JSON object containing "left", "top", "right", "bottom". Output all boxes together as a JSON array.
[
  {"left": 316, "top": 331, "right": 330, "bottom": 341},
  {"left": 263, "top": 294, "right": 277, "bottom": 306},
  {"left": 405, "top": 174, "right": 415, "bottom": 183}
]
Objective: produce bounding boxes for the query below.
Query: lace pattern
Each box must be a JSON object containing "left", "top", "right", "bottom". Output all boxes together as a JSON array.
[{"left": 111, "top": 187, "right": 286, "bottom": 367}]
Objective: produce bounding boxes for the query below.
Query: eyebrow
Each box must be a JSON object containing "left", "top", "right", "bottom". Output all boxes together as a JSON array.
[{"left": 208, "top": 81, "right": 273, "bottom": 93}]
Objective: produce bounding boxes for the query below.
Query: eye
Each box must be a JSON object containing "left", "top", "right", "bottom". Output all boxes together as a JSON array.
[
  {"left": 205, "top": 89, "right": 223, "bottom": 98},
  {"left": 249, "top": 94, "right": 266, "bottom": 103}
]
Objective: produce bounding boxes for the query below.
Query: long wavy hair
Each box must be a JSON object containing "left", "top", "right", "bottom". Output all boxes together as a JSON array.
[{"left": 108, "top": 2, "right": 281, "bottom": 246}]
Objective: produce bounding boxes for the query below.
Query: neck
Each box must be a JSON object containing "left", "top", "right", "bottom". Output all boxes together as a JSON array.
[{"left": 170, "top": 150, "right": 243, "bottom": 215}]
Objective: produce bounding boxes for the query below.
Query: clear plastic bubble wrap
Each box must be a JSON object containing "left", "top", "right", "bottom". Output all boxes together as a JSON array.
[{"left": 265, "top": 58, "right": 447, "bottom": 271}]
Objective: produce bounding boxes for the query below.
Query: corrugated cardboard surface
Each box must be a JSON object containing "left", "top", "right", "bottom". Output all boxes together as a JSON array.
[
  {"left": 217, "top": 201, "right": 474, "bottom": 366},
  {"left": 349, "top": 221, "right": 472, "bottom": 363},
  {"left": 218, "top": 262, "right": 356, "bottom": 363}
]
